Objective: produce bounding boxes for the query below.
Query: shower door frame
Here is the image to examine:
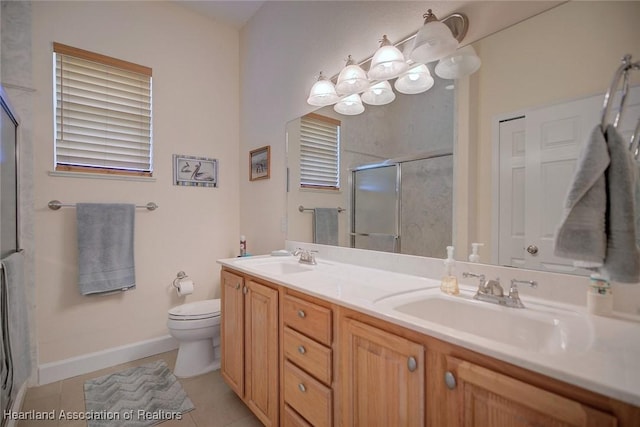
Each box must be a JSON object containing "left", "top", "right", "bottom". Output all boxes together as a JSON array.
[{"left": 349, "top": 148, "right": 453, "bottom": 253}]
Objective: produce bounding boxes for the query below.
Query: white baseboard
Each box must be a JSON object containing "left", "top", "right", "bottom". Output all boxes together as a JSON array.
[
  {"left": 37, "top": 335, "right": 179, "bottom": 385},
  {"left": 5, "top": 382, "right": 28, "bottom": 427}
]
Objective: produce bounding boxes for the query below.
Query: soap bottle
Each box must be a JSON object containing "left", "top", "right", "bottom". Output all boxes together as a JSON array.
[
  {"left": 468, "top": 243, "right": 484, "bottom": 263},
  {"left": 240, "top": 235, "right": 247, "bottom": 257},
  {"left": 441, "top": 246, "right": 459, "bottom": 295}
]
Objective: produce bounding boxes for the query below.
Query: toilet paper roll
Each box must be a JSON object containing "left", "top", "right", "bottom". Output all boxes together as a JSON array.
[{"left": 176, "top": 279, "right": 194, "bottom": 297}]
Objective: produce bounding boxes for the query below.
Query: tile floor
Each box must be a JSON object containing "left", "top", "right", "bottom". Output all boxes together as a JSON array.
[{"left": 16, "top": 350, "right": 263, "bottom": 427}]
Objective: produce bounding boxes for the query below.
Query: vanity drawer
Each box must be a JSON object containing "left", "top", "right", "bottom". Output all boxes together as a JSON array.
[
  {"left": 283, "top": 294, "right": 332, "bottom": 346},
  {"left": 284, "top": 360, "right": 332, "bottom": 427},
  {"left": 284, "top": 326, "right": 332, "bottom": 385},
  {"left": 284, "top": 404, "right": 312, "bottom": 427}
]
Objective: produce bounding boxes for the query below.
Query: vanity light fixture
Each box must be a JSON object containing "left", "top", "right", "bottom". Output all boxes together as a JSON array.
[
  {"left": 306, "top": 9, "right": 475, "bottom": 115},
  {"left": 334, "top": 93, "right": 365, "bottom": 115},
  {"left": 410, "top": 9, "right": 459, "bottom": 64},
  {"left": 395, "top": 64, "right": 435, "bottom": 95},
  {"left": 307, "top": 71, "right": 340, "bottom": 106},
  {"left": 435, "top": 45, "right": 482, "bottom": 79},
  {"left": 368, "top": 35, "right": 409, "bottom": 81},
  {"left": 362, "top": 80, "right": 396, "bottom": 105},
  {"left": 336, "top": 55, "right": 369, "bottom": 95}
]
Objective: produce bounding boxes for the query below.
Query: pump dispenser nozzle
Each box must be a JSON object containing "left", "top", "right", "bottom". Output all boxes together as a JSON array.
[{"left": 469, "top": 243, "right": 484, "bottom": 263}]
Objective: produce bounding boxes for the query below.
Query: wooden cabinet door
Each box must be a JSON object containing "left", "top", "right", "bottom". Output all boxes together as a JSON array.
[
  {"left": 220, "top": 270, "right": 244, "bottom": 397},
  {"left": 444, "top": 356, "right": 617, "bottom": 427},
  {"left": 340, "top": 318, "right": 425, "bottom": 427},
  {"left": 245, "top": 279, "right": 279, "bottom": 426}
]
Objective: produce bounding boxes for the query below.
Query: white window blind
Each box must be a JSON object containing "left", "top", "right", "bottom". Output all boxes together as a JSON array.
[
  {"left": 300, "top": 113, "right": 340, "bottom": 189},
  {"left": 54, "top": 43, "right": 152, "bottom": 176}
]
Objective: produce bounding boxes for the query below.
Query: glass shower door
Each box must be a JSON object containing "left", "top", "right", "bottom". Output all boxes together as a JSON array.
[{"left": 351, "top": 165, "right": 399, "bottom": 252}]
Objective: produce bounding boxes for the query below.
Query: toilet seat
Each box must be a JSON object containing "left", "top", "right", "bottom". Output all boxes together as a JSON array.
[{"left": 168, "top": 299, "right": 221, "bottom": 321}]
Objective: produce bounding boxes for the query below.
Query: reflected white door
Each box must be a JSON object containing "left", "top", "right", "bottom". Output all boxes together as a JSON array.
[{"left": 498, "top": 93, "right": 603, "bottom": 273}]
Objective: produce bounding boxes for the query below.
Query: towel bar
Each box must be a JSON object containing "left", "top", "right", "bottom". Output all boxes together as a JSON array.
[
  {"left": 48, "top": 200, "right": 158, "bottom": 211},
  {"left": 298, "top": 205, "right": 345, "bottom": 213}
]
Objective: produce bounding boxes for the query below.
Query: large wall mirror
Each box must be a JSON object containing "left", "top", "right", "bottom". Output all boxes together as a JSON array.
[{"left": 286, "top": 1, "right": 640, "bottom": 274}]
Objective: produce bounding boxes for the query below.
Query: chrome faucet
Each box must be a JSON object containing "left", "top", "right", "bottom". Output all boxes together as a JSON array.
[
  {"left": 293, "top": 248, "right": 317, "bottom": 265},
  {"left": 463, "top": 273, "right": 537, "bottom": 308}
]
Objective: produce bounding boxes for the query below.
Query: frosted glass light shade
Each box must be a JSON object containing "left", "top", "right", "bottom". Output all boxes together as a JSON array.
[
  {"left": 435, "top": 45, "right": 481, "bottom": 79},
  {"left": 362, "top": 81, "right": 396, "bottom": 106},
  {"left": 368, "top": 35, "right": 409, "bottom": 81},
  {"left": 394, "top": 64, "right": 434, "bottom": 94},
  {"left": 336, "top": 55, "right": 369, "bottom": 95},
  {"left": 334, "top": 94, "right": 365, "bottom": 115},
  {"left": 307, "top": 72, "right": 340, "bottom": 106},
  {"left": 410, "top": 19, "right": 459, "bottom": 64}
]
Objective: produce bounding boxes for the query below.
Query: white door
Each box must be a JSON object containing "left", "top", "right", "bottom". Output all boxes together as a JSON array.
[{"left": 497, "top": 88, "right": 640, "bottom": 273}]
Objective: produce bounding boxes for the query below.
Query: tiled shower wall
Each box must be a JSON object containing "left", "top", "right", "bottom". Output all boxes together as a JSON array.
[{"left": 1, "top": 0, "right": 37, "bottom": 386}]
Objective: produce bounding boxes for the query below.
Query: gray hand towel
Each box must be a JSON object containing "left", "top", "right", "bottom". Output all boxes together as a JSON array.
[
  {"left": 77, "top": 203, "right": 136, "bottom": 295},
  {"left": 554, "top": 125, "right": 610, "bottom": 266},
  {"left": 313, "top": 208, "right": 339, "bottom": 245},
  {"left": 601, "top": 125, "right": 640, "bottom": 283}
]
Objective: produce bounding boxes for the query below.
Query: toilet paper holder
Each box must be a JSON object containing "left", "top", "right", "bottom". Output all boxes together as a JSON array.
[{"left": 172, "top": 271, "right": 189, "bottom": 289}]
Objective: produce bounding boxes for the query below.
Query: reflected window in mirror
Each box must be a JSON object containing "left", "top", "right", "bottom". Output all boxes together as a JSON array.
[{"left": 300, "top": 113, "right": 341, "bottom": 190}]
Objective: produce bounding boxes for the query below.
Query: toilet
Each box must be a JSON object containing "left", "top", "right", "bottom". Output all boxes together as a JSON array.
[{"left": 167, "top": 299, "right": 221, "bottom": 378}]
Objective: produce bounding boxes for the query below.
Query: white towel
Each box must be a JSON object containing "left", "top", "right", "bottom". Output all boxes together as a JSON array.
[
  {"left": 554, "top": 125, "right": 610, "bottom": 267},
  {"left": 601, "top": 125, "right": 640, "bottom": 283}
]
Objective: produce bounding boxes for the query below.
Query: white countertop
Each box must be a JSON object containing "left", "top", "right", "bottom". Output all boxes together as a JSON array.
[{"left": 218, "top": 254, "right": 640, "bottom": 407}]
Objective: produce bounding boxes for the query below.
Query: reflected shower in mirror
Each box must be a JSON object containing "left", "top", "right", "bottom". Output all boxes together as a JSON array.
[{"left": 286, "top": 76, "right": 454, "bottom": 257}]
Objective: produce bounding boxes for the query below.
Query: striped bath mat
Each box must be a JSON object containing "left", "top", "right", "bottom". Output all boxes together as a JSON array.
[{"left": 84, "top": 360, "right": 194, "bottom": 427}]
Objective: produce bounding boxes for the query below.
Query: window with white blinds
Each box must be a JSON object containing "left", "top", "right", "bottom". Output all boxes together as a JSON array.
[
  {"left": 300, "top": 113, "right": 341, "bottom": 189},
  {"left": 54, "top": 43, "right": 152, "bottom": 176}
]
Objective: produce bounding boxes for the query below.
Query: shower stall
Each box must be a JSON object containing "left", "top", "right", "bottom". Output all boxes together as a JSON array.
[{"left": 350, "top": 150, "right": 453, "bottom": 257}]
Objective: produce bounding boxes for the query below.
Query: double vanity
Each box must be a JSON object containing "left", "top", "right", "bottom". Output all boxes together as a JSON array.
[{"left": 217, "top": 248, "right": 640, "bottom": 426}]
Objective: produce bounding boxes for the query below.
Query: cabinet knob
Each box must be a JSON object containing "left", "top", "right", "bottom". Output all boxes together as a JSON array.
[
  {"left": 243, "top": 286, "right": 248, "bottom": 294},
  {"left": 235, "top": 283, "right": 240, "bottom": 290},
  {"left": 407, "top": 356, "right": 417, "bottom": 372},
  {"left": 526, "top": 245, "right": 539, "bottom": 255},
  {"left": 298, "top": 383, "right": 306, "bottom": 392},
  {"left": 444, "top": 371, "right": 457, "bottom": 390},
  {"left": 297, "top": 310, "right": 306, "bottom": 318},
  {"left": 298, "top": 345, "right": 306, "bottom": 355}
]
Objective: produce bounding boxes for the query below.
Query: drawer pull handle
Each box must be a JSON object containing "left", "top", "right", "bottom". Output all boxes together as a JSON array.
[
  {"left": 297, "top": 310, "right": 306, "bottom": 318},
  {"left": 298, "top": 345, "right": 306, "bottom": 355},
  {"left": 298, "top": 383, "right": 306, "bottom": 392},
  {"left": 444, "top": 371, "right": 457, "bottom": 390},
  {"left": 407, "top": 356, "right": 417, "bottom": 372}
]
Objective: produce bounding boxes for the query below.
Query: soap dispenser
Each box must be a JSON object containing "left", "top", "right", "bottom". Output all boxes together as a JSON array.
[
  {"left": 468, "top": 243, "right": 484, "bottom": 263},
  {"left": 441, "top": 246, "right": 459, "bottom": 295}
]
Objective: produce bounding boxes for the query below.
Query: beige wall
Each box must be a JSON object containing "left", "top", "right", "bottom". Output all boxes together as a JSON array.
[
  {"left": 467, "top": 1, "right": 640, "bottom": 259},
  {"left": 31, "top": 1, "right": 239, "bottom": 363}
]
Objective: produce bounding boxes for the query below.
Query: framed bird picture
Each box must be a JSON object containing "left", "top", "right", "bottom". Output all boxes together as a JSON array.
[
  {"left": 250, "top": 145, "right": 270, "bottom": 181},
  {"left": 173, "top": 154, "right": 218, "bottom": 187}
]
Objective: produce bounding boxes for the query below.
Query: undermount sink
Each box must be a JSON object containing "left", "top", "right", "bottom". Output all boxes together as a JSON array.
[
  {"left": 385, "top": 291, "right": 593, "bottom": 354},
  {"left": 236, "top": 256, "right": 314, "bottom": 275}
]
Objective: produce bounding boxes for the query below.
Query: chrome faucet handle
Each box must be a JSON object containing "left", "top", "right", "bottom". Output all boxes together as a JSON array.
[
  {"left": 509, "top": 279, "right": 537, "bottom": 297},
  {"left": 462, "top": 272, "right": 485, "bottom": 282},
  {"left": 506, "top": 279, "right": 537, "bottom": 308},
  {"left": 295, "top": 248, "right": 318, "bottom": 265}
]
